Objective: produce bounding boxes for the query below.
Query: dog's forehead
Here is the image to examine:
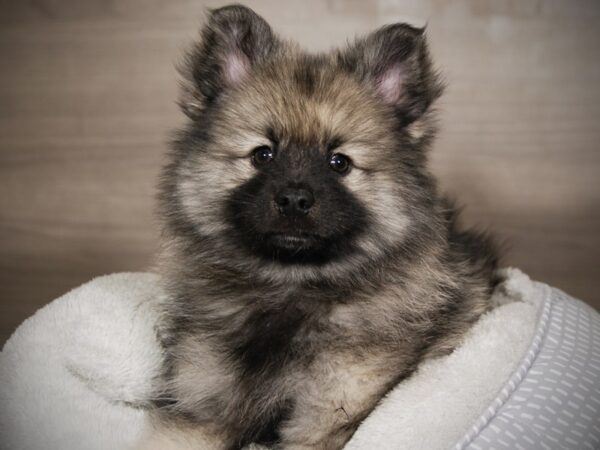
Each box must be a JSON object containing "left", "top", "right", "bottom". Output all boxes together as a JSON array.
[
  {"left": 233, "top": 57, "right": 388, "bottom": 145},
  {"left": 212, "top": 55, "right": 398, "bottom": 169}
]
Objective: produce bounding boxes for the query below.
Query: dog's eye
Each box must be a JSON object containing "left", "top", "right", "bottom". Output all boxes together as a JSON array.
[
  {"left": 329, "top": 153, "right": 351, "bottom": 174},
  {"left": 252, "top": 146, "right": 274, "bottom": 166}
]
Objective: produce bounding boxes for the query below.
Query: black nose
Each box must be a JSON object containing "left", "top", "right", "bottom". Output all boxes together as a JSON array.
[{"left": 275, "top": 187, "right": 315, "bottom": 216}]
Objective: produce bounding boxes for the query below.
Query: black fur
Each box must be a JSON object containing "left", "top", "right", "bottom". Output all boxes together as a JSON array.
[{"left": 225, "top": 143, "right": 370, "bottom": 265}]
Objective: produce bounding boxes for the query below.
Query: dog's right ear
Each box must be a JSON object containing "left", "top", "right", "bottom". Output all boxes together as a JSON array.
[{"left": 180, "top": 5, "right": 278, "bottom": 119}]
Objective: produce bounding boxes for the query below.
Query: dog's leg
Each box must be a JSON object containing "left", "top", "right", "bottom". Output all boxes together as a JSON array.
[{"left": 277, "top": 351, "right": 403, "bottom": 450}]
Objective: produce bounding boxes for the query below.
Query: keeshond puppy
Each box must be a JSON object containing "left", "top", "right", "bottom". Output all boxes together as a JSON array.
[{"left": 141, "top": 4, "right": 499, "bottom": 450}]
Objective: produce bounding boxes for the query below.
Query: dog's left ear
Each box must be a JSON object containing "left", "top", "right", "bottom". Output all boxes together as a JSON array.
[
  {"left": 339, "top": 24, "right": 443, "bottom": 126},
  {"left": 180, "top": 5, "right": 278, "bottom": 119}
]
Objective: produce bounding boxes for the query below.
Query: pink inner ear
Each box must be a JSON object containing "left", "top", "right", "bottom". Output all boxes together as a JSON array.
[
  {"left": 376, "top": 65, "right": 405, "bottom": 105},
  {"left": 224, "top": 50, "right": 250, "bottom": 86}
]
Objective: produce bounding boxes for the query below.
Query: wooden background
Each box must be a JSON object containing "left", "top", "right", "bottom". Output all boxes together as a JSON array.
[{"left": 1, "top": 0, "right": 599, "bottom": 344}]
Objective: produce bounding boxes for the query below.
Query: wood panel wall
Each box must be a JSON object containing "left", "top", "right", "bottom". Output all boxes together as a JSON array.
[{"left": 1, "top": 0, "right": 599, "bottom": 343}]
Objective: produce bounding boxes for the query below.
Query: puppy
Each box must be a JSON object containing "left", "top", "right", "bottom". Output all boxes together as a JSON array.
[{"left": 142, "top": 4, "right": 499, "bottom": 450}]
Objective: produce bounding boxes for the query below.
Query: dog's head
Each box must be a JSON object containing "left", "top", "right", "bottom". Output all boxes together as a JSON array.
[{"left": 163, "top": 5, "right": 443, "bottom": 278}]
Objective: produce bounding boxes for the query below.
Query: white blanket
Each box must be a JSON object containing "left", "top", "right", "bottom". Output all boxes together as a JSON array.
[{"left": 0, "top": 269, "right": 546, "bottom": 450}]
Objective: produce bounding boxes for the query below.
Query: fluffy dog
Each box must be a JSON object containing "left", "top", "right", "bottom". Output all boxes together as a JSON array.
[{"left": 140, "top": 4, "right": 499, "bottom": 450}]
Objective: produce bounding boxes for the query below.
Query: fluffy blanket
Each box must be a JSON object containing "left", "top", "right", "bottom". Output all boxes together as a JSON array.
[{"left": 1, "top": 269, "right": 598, "bottom": 450}]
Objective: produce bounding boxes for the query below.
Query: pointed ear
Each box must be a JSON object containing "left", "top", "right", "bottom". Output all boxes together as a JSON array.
[
  {"left": 180, "top": 5, "right": 278, "bottom": 119},
  {"left": 338, "top": 24, "right": 443, "bottom": 126}
]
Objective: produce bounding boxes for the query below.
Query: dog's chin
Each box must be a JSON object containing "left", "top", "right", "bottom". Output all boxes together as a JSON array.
[{"left": 260, "top": 233, "right": 331, "bottom": 265}]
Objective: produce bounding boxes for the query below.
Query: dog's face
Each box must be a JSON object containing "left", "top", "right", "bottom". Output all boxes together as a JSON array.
[{"left": 164, "top": 5, "right": 442, "bottom": 275}]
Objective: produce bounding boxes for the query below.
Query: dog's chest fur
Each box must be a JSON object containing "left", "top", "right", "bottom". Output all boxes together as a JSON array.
[
  {"left": 229, "top": 293, "right": 319, "bottom": 374},
  {"left": 158, "top": 266, "right": 461, "bottom": 448},
  {"left": 223, "top": 290, "right": 333, "bottom": 444}
]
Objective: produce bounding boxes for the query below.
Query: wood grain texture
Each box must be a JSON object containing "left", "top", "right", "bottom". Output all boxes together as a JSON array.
[{"left": 1, "top": 0, "right": 599, "bottom": 344}]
